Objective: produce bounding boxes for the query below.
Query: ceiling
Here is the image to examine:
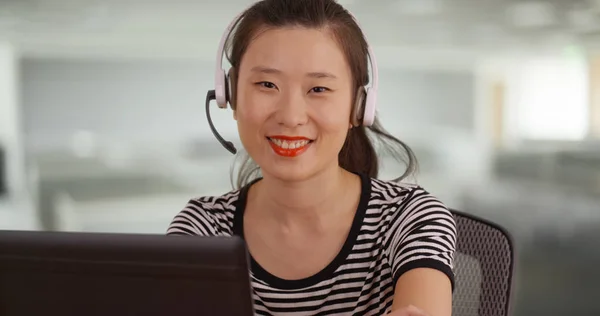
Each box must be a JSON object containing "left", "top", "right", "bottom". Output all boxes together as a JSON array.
[{"left": 1, "top": 0, "right": 600, "bottom": 66}]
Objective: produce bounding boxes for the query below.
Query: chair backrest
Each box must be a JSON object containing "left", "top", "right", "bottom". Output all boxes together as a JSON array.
[{"left": 451, "top": 209, "right": 516, "bottom": 316}]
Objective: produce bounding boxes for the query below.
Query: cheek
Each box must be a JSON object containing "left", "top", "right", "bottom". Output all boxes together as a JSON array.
[
  {"left": 236, "top": 109, "right": 264, "bottom": 156},
  {"left": 312, "top": 104, "right": 351, "bottom": 156},
  {"left": 235, "top": 95, "right": 273, "bottom": 152},
  {"left": 235, "top": 88, "right": 268, "bottom": 127},
  {"left": 313, "top": 99, "right": 353, "bottom": 134},
  {"left": 236, "top": 108, "right": 265, "bottom": 141}
]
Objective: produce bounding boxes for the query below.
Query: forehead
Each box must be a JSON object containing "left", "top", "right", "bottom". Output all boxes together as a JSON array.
[{"left": 239, "top": 26, "right": 350, "bottom": 78}]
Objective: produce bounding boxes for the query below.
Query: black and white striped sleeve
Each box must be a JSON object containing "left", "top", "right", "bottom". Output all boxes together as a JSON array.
[
  {"left": 166, "top": 199, "right": 222, "bottom": 236},
  {"left": 386, "top": 187, "right": 457, "bottom": 289}
]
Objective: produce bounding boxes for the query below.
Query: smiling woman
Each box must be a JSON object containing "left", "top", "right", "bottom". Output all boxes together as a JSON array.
[
  {"left": 234, "top": 26, "right": 354, "bottom": 183},
  {"left": 167, "top": 0, "right": 456, "bottom": 315}
]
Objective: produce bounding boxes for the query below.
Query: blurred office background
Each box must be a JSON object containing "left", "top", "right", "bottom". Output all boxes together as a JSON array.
[{"left": 0, "top": 0, "right": 599, "bottom": 314}]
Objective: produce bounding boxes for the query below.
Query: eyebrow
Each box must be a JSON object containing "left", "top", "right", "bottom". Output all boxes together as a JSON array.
[
  {"left": 307, "top": 71, "right": 337, "bottom": 79},
  {"left": 250, "top": 66, "right": 337, "bottom": 79},
  {"left": 250, "top": 66, "right": 282, "bottom": 74}
]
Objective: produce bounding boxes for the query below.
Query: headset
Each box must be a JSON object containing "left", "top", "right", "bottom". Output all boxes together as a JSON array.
[{"left": 206, "top": 6, "right": 379, "bottom": 155}]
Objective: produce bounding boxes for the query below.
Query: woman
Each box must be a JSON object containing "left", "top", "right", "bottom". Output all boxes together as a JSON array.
[{"left": 168, "top": 0, "right": 456, "bottom": 315}]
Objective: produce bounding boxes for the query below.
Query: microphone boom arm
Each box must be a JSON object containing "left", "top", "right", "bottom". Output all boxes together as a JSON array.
[{"left": 206, "top": 90, "right": 237, "bottom": 155}]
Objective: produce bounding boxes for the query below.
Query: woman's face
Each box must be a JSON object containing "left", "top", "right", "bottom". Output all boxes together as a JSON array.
[{"left": 234, "top": 26, "right": 354, "bottom": 182}]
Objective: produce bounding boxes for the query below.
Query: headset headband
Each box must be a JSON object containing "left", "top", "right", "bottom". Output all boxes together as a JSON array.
[{"left": 213, "top": 6, "right": 379, "bottom": 126}]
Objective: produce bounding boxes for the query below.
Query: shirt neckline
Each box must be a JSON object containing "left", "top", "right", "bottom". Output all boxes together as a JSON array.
[{"left": 232, "top": 173, "right": 371, "bottom": 290}]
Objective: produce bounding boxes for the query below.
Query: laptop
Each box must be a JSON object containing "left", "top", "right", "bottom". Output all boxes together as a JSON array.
[{"left": 0, "top": 230, "right": 255, "bottom": 316}]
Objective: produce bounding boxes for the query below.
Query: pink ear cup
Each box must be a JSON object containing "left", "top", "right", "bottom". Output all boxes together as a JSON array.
[
  {"left": 362, "top": 88, "right": 377, "bottom": 126},
  {"left": 215, "top": 70, "right": 228, "bottom": 108}
]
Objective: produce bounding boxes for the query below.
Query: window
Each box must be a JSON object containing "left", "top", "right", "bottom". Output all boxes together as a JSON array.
[{"left": 506, "top": 56, "right": 589, "bottom": 141}]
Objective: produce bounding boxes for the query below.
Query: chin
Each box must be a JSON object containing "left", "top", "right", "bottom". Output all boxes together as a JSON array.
[{"left": 260, "top": 161, "right": 317, "bottom": 183}]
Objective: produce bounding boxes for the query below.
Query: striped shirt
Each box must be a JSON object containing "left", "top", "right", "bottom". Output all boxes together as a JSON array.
[{"left": 167, "top": 174, "right": 456, "bottom": 315}]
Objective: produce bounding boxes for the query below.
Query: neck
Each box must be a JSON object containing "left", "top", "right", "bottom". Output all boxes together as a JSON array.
[{"left": 252, "top": 165, "right": 355, "bottom": 227}]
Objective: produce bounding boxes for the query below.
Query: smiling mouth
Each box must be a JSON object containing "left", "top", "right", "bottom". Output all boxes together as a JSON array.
[{"left": 266, "top": 136, "right": 314, "bottom": 157}]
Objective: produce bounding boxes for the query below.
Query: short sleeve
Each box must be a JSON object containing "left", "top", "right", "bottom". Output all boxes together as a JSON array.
[
  {"left": 386, "top": 187, "right": 457, "bottom": 290},
  {"left": 166, "top": 198, "right": 228, "bottom": 236}
]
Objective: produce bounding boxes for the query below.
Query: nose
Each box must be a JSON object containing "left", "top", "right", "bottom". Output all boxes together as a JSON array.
[{"left": 275, "top": 90, "right": 309, "bottom": 127}]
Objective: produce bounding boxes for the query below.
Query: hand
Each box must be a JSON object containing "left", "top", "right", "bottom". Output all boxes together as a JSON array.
[{"left": 389, "top": 305, "right": 430, "bottom": 316}]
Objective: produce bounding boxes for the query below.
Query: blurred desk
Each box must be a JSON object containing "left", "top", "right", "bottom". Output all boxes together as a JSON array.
[
  {"left": 38, "top": 174, "right": 200, "bottom": 233},
  {"left": 32, "top": 149, "right": 233, "bottom": 233}
]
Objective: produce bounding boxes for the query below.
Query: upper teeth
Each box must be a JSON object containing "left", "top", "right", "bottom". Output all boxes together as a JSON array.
[{"left": 270, "top": 138, "right": 309, "bottom": 149}]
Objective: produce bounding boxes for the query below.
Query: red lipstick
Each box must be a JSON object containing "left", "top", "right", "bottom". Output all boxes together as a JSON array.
[{"left": 267, "top": 135, "right": 313, "bottom": 157}]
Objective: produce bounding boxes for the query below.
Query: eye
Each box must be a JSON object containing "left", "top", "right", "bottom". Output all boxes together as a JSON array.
[
  {"left": 310, "top": 86, "right": 329, "bottom": 93},
  {"left": 257, "top": 81, "right": 277, "bottom": 89}
]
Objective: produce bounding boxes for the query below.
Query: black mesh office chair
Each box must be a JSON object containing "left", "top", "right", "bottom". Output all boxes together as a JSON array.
[{"left": 451, "top": 209, "right": 516, "bottom": 316}]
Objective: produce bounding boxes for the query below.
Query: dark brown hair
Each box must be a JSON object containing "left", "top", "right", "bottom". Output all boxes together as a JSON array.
[{"left": 226, "top": 0, "right": 418, "bottom": 189}]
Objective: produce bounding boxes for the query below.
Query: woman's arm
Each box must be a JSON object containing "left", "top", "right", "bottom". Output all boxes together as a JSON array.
[
  {"left": 385, "top": 187, "right": 457, "bottom": 316},
  {"left": 391, "top": 268, "right": 452, "bottom": 316}
]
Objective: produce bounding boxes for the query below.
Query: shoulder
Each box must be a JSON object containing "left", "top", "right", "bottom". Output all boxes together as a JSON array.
[
  {"left": 369, "top": 177, "right": 455, "bottom": 227},
  {"left": 368, "top": 177, "right": 457, "bottom": 288},
  {"left": 166, "top": 189, "right": 241, "bottom": 236},
  {"left": 369, "top": 177, "right": 420, "bottom": 204}
]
